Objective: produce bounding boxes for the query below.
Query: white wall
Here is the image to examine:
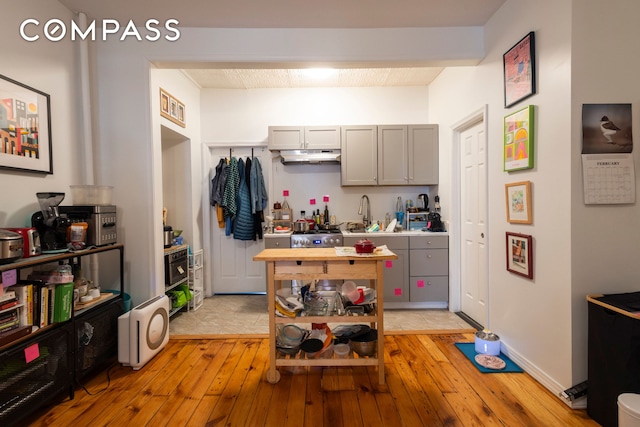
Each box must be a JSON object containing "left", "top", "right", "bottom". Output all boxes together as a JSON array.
[
  {"left": 91, "top": 25, "right": 485, "bottom": 306},
  {"left": 429, "top": 0, "right": 640, "bottom": 401},
  {"left": 0, "top": 1, "right": 83, "bottom": 228},
  {"left": 201, "top": 86, "right": 434, "bottom": 224},
  {"left": 570, "top": 0, "right": 640, "bottom": 383}
]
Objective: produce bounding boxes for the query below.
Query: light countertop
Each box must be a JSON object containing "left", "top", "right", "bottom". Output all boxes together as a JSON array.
[{"left": 263, "top": 229, "right": 448, "bottom": 238}]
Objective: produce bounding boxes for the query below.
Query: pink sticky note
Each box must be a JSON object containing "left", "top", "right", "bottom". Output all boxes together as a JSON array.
[
  {"left": 310, "top": 199, "right": 316, "bottom": 205},
  {"left": 2, "top": 270, "right": 17, "bottom": 287},
  {"left": 385, "top": 260, "right": 393, "bottom": 268},
  {"left": 394, "top": 288, "right": 402, "bottom": 296},
  {"left": 25, "top": 343, "right": 40, "bottom": 363},
  {"left": 283, "top": 190, "right": 289, "bottom": 197},
  {"left": 417, "top": 280, "right": 425, "bottom": 288},
  {"left": 323, "top": 195, "right": 329, "bottom": 202}
]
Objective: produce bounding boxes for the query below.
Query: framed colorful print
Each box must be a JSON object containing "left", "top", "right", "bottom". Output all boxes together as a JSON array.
[
  {"left": 504, "top": 105, "right": 534, "bottom": 172},
  {"left": 160, "top": 88, "right": 186, "bottom": 128},
  {"left": 0, "top": 74, "right": 53, "bottom": 174},
  {"left": 505, "top": 181, "right": 532, "bottom": 224},
  {"left": 503, "top": 31, "right": 536, "bottom": 108},
  {"left": 506, "top": 232, "right": 533, "bottom": 279}
]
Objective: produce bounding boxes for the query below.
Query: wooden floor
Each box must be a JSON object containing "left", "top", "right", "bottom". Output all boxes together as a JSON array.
[{"left": 26, "top": 332, "right": 598, "bottom": 427}]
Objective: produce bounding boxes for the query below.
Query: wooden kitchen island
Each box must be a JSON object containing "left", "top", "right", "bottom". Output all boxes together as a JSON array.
[{"left": 253, "top": 247, "right": 397, "bottom": 385}]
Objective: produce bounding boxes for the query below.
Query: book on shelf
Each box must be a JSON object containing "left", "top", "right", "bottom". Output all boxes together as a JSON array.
[
  {"left": 8, "top": 283, "right": 34, "bottom": 327},
  {"left": 53, "top": 282, "right": 74, "bottom": 323},
  {"left": 0, "top": 298, "right": 19, "bottom": 311},
  {"left": 0, "top": 291, "right": 16, "bottom": 303},
  {"left": 0, "top": 325, "right": 31, "bottom": 347}
]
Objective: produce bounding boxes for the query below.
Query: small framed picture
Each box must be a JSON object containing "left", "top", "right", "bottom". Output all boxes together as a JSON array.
[
  {"left": 506, "top": 232, "right": 533, "bottom": 279},
  {"left": 503, "top": 31, "right": 536, "bottom": 108},
  {"left": 159, "top": 88, "right": 186, "bottom": 128},
  {"left": 505, "top": 181, "right": 532, "bottom": 224},
  {"left": 504, "top": 105, "right": 534, "bottom": 172}
]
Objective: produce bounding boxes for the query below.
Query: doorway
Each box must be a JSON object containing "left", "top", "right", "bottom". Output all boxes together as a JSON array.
[
  {"left": 209, "top": 146, "right": 269, "bottom": 294},
  {"left": 452, "top": 106, "right": 488, "bottom": 328}
]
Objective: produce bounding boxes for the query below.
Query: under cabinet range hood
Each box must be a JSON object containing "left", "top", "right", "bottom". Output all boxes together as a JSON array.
[{"left": 279, "top": 149, "right": 341, "bottom": 165}]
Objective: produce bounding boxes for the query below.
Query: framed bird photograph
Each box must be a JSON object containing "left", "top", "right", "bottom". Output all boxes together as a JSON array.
[
  {"left": 581, "top": 103, "right": 632, "bottom": 154},
  {"left": 504, "top": 105, "right": 535, "bottom": 172},
  {"left": 503, "top": 31, "right": 536, "bottom": 108}
]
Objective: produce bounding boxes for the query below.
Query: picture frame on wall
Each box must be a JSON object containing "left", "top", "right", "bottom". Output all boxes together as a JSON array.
[
  {"left": 506, "top": 232, "right": 533, "bottom": 279},
  {"left": 505, "top": 181, "right": 532, "bottom": 224},
  {"left": 503, "top": 31, "right": 536, "bottom": 108},
  {"left": 160, "top": 88, "right": 186, "bottom": 128},
  {"left": 0, "top": 74, "right": 53, "bottom": 174},
  {"left": 504, "top": 105, "right": 534, "bottom": 172}
]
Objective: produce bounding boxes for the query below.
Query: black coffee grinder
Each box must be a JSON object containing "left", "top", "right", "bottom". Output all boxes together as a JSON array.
[
  {"left": 31, "top": 192, "right": 71, "bottom": 252},
  {"left": 427, "top": 195, "right": 446, "bottom": 232}
]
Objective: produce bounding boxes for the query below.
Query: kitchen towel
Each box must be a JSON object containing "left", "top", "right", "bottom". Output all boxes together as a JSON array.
[{"left": 454, "top": 342, "right": 523, "bottom": 373}]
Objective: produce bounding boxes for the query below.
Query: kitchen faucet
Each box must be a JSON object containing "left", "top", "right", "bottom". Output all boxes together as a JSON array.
[{"left": 358, "top": 195, "right": 371, "bottom": 227}]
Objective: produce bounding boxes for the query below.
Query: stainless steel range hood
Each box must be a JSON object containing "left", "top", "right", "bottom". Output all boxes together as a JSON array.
[{"left": 279, "top": 149, "right": 341, "bottom": 164}]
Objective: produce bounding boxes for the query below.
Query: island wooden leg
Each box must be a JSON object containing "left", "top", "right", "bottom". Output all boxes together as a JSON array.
[
  {"left": 266, "top": 261, "right": 280, "bottom": 383},
  {"left": 376, "top": 260, "right": 385, "bottom": 385}
]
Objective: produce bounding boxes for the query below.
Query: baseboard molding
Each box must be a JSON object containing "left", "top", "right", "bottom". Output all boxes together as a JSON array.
[
  {"left": 454, "top": 311, "right": 483, "bottom": 331},
  {"left": 500, "top": 341, "right": 587, "bottom": 409}
]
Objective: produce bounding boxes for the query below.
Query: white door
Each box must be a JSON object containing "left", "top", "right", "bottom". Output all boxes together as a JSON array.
[
  {"left": 210, "top": 147, "right": 269, "bottom": 294},
  {"left": 460, "top": 120, "right": 488, "bottom": 327}
]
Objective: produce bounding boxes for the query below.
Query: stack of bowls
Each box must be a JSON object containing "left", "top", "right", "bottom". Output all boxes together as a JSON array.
[
  {"left": 349, "top": 329, "right": 378, "bottom": 357},
  {"left": 276, "top": 324, "right": 306, "bottom": 356}
]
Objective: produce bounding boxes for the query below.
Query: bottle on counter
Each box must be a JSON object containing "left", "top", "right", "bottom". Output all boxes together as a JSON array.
[
  {"left": 384, "top": 212, "right": 391, "bottom": 229},
  {"left": 323, "top": 204, "right": 330, "bottom": 224},
  {"left": 281, "top": 197, "right": 290, "bottom": 219}
]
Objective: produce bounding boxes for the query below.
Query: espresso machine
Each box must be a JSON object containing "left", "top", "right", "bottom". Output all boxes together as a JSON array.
[{"left": 31, "top": 192, "right": 71, "bottom": 252}]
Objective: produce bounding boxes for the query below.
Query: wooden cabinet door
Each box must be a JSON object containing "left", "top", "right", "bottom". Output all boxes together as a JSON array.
[
  {"left": 341, "top": 126, "right": 378, "bottom": 186},
  {"left": 268, "top": 126, "right": 304, "bottom": 150},
  {"left": 408, "top": 124, "right": 439, "bottom": 185},
  {"left": 378, "top": 125, "right": 408, "bottom": 185},
  {"left": 305, "top": 126, "right": 341, "bottom": 149}
]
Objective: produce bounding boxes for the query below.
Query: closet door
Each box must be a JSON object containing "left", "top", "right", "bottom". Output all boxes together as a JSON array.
[{"left": 210, "top": 147, "right": 268, "bottom": 294}]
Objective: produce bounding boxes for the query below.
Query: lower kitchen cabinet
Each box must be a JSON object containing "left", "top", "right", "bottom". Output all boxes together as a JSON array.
[
  {"left": 343, "top": 236, "right": 409, "bottom": 303},
  {"left": 409, "top": 235, "right": 449, "bottom": 302}
]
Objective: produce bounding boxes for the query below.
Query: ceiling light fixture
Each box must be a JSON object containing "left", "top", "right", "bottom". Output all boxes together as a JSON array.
[{"left": 301, "top": 68, "right": 337, "bottom": 79}]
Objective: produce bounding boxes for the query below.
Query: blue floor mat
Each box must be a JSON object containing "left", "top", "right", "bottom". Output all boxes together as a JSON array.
[{"left": 454, "top": 342, "right": 523, "bottom": 373}]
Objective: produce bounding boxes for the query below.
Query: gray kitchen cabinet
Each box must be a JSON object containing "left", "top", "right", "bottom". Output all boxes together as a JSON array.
[
  {"left": 343, "top": 235, "right": 409, "bottom": 302},
  {"left": 409, "top": 235, "right": 448, "bottom": 302},
  {"left": 341, "top": 125, "right": 378, "bottom": 186},
  {"left": 378, "top": 124, "right": 439, "bottom": 185},
  {"left": 268, "top": 126, "right": 341, "bottom": 150}
]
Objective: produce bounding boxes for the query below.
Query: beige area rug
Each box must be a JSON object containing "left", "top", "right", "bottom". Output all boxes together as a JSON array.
[{"left": 169, "top": 294, "right": 475, "bottom": 336}]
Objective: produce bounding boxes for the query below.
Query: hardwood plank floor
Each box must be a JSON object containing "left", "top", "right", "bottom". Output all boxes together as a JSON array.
[{"left": 25, "top": 332, "right": 598, "bottom": 427}]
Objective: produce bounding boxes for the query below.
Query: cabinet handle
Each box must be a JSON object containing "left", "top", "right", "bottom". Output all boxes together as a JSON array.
[
  {"left": 427, "top": 254, "right": 432, "bottom": 259},
  {"left": 275, "top": 242, "right": 280, "bottom": 247}
]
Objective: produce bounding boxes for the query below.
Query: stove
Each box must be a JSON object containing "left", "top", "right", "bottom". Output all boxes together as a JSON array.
[{"left": 291, "top": 231, "right": 342, "bottom": 248}]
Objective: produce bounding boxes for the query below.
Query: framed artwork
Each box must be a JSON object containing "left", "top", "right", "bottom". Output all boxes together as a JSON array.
[
  {"left": 506, "top": 232, "right": 533, "bottom": 279},
  {"left": 505, "top": 181, "right": 532, "bottom": 224},
  {"left": 504, "top": 105, "right": 534, "bottom": 172},
  {"left": 0, "top": 74, "right": 53, "bottom": 174},
  {"left": 160, "top": 88, "right": 186, "bottom": 128},
  {"left": 503, "top": 31, "right": 536, "bottom": 108}
]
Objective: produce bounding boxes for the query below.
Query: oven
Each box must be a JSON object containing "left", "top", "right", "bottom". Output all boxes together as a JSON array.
[
  {"left": 290, "top": 230, "right": 343, "bottom": 293},
  {"left": 164, "top": 247, "right": 188, "bottom": 286}
]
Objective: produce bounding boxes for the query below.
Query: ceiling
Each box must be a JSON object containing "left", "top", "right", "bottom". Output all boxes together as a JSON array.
[{"left": 58, "top": 0, "right": 506, "bottom": 89}]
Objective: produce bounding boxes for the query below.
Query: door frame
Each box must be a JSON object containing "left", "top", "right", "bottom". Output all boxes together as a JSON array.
[{"left": 449, "top": 105, "right": 489, "bottom": 314}]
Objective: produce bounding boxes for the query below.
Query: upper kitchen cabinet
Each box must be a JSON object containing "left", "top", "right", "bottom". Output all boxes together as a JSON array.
[
  {"left": 378, "top": 124, "right": 439, "bottom": 185},
  {"left": 341, "top": 125, "right": 378, "bottom": 186},
  {"left": 268, "top": 126, "right": 341, "bottom": 150}
]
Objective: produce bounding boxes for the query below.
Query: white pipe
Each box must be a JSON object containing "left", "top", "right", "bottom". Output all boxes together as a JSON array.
[{"left": 77, "top": 12, "right": 100, "bottom": 283}]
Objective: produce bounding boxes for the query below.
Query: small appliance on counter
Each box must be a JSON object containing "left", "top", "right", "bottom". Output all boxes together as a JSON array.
[
  {"left": 0, "top": 229, "right": 23, "bottom": 264},
  {"left": 426, "top": 195, "right": 446, "bottom": 232},
  {"left": 417, "top": 193, "right": 429, "bottom": 212},
  {"left": 3, "top": 227, "right": 40, "bottom": 258},
  {"left": 31, "top": 192, "right": 71, "bottom": 253},
  {"left": 58, "top": 205, "right": 117, "bottom": 247}
]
